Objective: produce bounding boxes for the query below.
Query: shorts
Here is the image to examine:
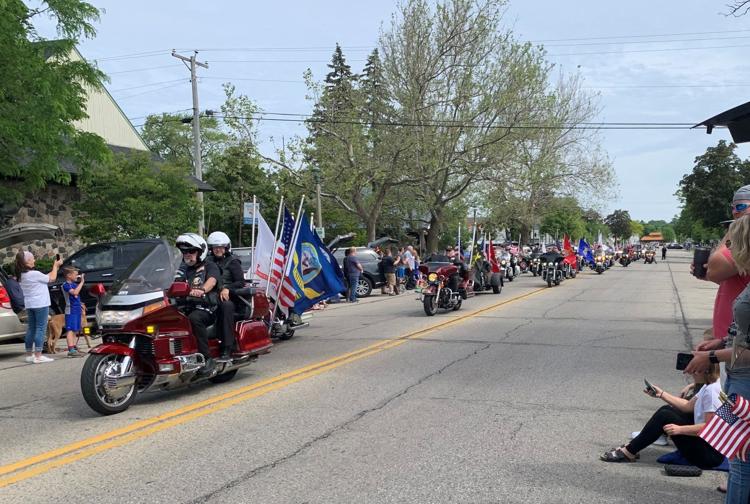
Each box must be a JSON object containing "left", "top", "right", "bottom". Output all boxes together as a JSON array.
[
  {"left": 385, "top": 273, "right": 396, "bottom": 286},
  {"left": 65, "top": 311, "right": 81, "bottom": 333}
]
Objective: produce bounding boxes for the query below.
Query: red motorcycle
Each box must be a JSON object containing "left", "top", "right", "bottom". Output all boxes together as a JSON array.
[
  {"left": 418, "top": 260, "right": 474, "bottom": 316},
  {"left": 80, "top": 241, "right": 272, "bottom": 415}
]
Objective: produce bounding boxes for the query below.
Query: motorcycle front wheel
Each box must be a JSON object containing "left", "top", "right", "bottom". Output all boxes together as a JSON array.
[
  {"left": 547, "top": 277, "right": 552, "bottom": 287},
  {"left": 452, "top": 298, "right": 462, "bottom": 311},
  {"left": 423, "top": 295, "right": 438, "bottom": 316},
  {"left": 81, "top": 354, "right": 138, "bottom": 415}
]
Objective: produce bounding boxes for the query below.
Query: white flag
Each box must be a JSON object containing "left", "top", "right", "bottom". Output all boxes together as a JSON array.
[
  {"left": 251, "top": 211, "right": 276, "bottom": 292},
  {"left": 540, "top": 241, "right": 547, "bottom": 253},
  {"left": 597, "top": 231, "right": 603, "bottom": 246}
]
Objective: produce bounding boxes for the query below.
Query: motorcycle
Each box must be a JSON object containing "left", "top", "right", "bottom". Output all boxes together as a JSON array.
[
  {"left": 594, "top": 255, "right": 606, "bottom": 274},
  {"left": 80, "top": 241, "right": 273, "bottom": 415},
  {"left": 541, "top": 259, "right": 564, "bottom": 287},
  {"left": 644, "top": 250, "right": 656, "bottom": 264},
  {"left": 529, "top": 254, "right": 542, "bottom": 277},
  {"left": 472, "top": 258, "right": 502, "bottom": 294},
  {"left": 619, "top": 253, "right": 630, "bottom": 267},
  {"left": 499, "top": 252, "right": 517, "bottom": 282},
  {"left": 418, "top": 261, "right": 474, "bottom": 316}
]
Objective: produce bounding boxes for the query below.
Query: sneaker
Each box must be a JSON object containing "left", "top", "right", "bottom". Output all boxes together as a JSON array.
[
  {"left": 24, "top": 355, "right": 34, "bottom": 363},
  {"left": 33, "top": 355, "right": 54, "bottom": 364},
  {"left": 67, "top": 349, "right": 85, "bottom": 358}
]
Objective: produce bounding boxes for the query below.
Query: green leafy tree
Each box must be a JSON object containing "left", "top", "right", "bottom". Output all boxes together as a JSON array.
[
  {"left": 539, "top": 197, "right": 587, "bottom": 239},
  {"left": 140, "top": 113, "right": 229, "bottom": 171},
  {"left": 604, "top": 209, "right": 633, "bottom": 241},
  {"left": 629, "top": 220, "right": 644, "bottom": 240},
  {"left": 76, "top": 153, "right": 199, "bottom": 241},
  {"left": 676, "top": 140, "right": 750, "bottom": 238},
  {"left": 0, "top": 0, "right": 110, "bottom": 206}
]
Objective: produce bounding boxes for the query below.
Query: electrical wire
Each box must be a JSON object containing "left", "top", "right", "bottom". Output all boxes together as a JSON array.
[
  {"left": 116, "top": 82, "right": 188, "bottom": 100},
  {"left": 530, "top": 28, "right": 750, "bottom": 43},
  {"left": 109, "top": 78, "right": 187, "bottom": 93}
]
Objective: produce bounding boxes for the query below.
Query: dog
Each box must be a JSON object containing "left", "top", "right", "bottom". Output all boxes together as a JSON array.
[{"left": 46, "top": 305, "right": 89, "bottom": 354}]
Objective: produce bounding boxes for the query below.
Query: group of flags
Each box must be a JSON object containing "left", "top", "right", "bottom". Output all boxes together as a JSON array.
[
  {"left": 251, "top": 206, "right": 345, "bottom": 316},
  {"left": 699, "top": 393, "right": 750, "bottom": 461}
]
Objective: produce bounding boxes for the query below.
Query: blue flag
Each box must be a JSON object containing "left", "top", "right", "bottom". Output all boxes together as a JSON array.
[
  {"left": 290, "top": 215, "right": 346, "bottom": 314},
  {"left": 578, "top": 238, "right": 594, "bottom": 265}
]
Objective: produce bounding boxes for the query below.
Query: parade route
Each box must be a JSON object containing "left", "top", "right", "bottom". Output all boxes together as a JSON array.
[{"left": 0, "top": 251, "right": 723, "bottom": 503}]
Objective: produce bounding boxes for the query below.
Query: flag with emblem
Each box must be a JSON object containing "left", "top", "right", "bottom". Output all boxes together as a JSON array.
[
  {"left": 699, "top": 393, "right": 750, "bottom": 460},
  {"left": 289, "top": 214, "right": 345, "bottom": 314}
]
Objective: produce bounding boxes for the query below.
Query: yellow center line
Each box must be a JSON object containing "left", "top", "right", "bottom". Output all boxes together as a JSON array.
[{"left": 0, "top": 285, "right": 547, "bottom": 488}]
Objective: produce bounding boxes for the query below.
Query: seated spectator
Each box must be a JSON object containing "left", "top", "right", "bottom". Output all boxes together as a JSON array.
[{"left": 600, "top": 364, "right": 724, "bottom": 469}]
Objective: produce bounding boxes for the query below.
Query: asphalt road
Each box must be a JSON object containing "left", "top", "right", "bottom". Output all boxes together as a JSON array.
[{"left": 0, "top": 250, "right": 724, "bottom": 503}]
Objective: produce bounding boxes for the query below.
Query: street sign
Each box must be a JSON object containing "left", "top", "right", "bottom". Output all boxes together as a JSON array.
[
  {"left": 315, "top": 227, "right": 325, "bottom": 239},
  {"left": 243, "top": 202, "right": 258, "bottom": 225}
]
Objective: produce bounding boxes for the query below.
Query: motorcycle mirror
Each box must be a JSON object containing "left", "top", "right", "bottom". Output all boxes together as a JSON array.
[
  {"left": 89, "top": 283, "right": 106, "bottom": 297},
  {"left": 167, "top": 282, "right": 191, "bottom": 298}
]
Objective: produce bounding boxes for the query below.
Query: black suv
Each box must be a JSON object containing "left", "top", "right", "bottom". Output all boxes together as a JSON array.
[
  {"left": 332, "top": 247, "right": 385, "bottom": 297},
  {"left": 50, "top": 239, "right": 163, "bottom": 321}
]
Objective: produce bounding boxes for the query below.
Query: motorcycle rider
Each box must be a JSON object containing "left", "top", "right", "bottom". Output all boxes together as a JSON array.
[
  {"left": 207, "top": 231, "right": 245, "bottom": 362},
  {"left": 175, "top": 233, "right": 221, "bottom": 375},
  {"left": 539, "top": 245, "right": 565, "bottom": 272}
]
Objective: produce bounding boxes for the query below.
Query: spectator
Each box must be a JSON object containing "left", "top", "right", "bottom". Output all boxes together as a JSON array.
[
  {"left": 344, "top": 247, "right": 363, "bottom": 303},
  {"left": 61, "top": 266, "right": 86, "bottom": 357},
  {"left": 396, "top": 247, "right": 406, "bottom": 287},
  {"left": 661, "top": 244, "right": 667, "bottom": 261},
  {"left": 15, "top": 250, "right": 62, "bottom": 363},
  {"left": 600, "top": 364, "right": 723, "bottom": 470},
  {"left": 404, "top": 246, "right": 416, "bottom": 290},
  {"left": 688, "top": 214, "right": 750, "bottom": 500},
  {"left": 381, "top": 248, "right": 400, "bottom": 295},
  {"left": 695, "top": 184, "right": 750, "bottom": 340}
]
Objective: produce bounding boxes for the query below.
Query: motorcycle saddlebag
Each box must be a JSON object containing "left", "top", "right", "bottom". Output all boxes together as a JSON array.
[{"left": 235, "top": 320, "right": 273, "bottom": 355}]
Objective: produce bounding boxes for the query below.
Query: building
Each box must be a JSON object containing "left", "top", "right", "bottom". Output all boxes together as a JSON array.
[
  {"left": 640, "top": 232, "right": 664, "bottom": 243},
  {"left": 0, "top": 46, "right": 208, "bottom": 263}
]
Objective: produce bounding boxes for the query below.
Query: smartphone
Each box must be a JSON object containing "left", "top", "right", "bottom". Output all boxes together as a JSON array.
[
  {"left": 676, "top": 352, "right": 694, "bottom": 371},
  {"left": 644, "top": 379, "right": 657, "bottom": 397},
  {"left": 55, "top": 253, "right": 60, "bottom": 262}
]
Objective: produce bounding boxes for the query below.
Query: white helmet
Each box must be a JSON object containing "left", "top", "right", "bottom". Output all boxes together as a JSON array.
[
  {"left": 176, "top": 233, "right": 208, "bottom": 262},
  {"left": 207, "top": 231, "right": 232, "bottom": 253}
]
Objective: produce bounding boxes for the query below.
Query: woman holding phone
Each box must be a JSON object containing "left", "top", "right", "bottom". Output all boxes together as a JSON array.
[
  {"left": 15, "top": 250, "right": 63, "bottom": 363},
  {"left": 600, "top": 364, "right": 723, "bottom": 469}
]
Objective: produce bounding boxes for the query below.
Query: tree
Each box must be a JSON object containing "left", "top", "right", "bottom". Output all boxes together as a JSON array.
[
  {"left": 629, "top": 220, "right": 644, "bottom": 240},
  {"left": 539, "top": 197, "right": 587, "bottom": 239},
  {"left": 76, "top": 153, "right": 199, "bottom": 241},
  {"left": 604, "top": 209, "right": 633, "bottom": 240},
  {"left": 727, "top": 1, "right": 750, "bottom": 16},
  {"left": 675, "top": 140, "right": 750, "bottom": 238},
  {"left": 0, "top": 0, "right": 110, "bottom": 206}
]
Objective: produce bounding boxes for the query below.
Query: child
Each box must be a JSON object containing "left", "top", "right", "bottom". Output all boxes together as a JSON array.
[{"left": 61, "top": 266, "right": 85, "bottom": 357}]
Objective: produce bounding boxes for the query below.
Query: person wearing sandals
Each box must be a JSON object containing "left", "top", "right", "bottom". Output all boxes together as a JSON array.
[{"left": 600, "top": 364, "right": 724, "bottom": 470}]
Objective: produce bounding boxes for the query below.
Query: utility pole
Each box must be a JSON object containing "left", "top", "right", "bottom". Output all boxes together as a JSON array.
[{"left": 172, "top": 50, "right": 208, "bottom": 235}]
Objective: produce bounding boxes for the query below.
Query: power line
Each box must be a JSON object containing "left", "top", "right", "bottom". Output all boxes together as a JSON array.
[
  {"left": 550, "top": 43, "right": 750, "bottom": 57},
  {"left": 117, "top": 82, "right": 188, "bottom": 100},
  {"left": 543, "top": 34, "right": 750, "bottom": 47},
  {"left": 107, "top": 64, "right": 183, "bottom": 75},
  {"left": 530, "top": 28, "right": 750, "bottom": 43},
  {"left": 109, "top": 78, "right": 187, "bottom": 93}
]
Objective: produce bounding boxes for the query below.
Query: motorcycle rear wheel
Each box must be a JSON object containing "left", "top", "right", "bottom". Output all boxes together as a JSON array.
[
  {"left": 81, "top": 354, "right": 138, "bottom": 415},
  {"left": 547, "top": 278, "right": 552, "bottom": 287},
  {"left": 492, "top": 284, "right": 500, "bottom": 294},
  {"left": 423, "top": 295, "right": 438, "bottom": 316}
]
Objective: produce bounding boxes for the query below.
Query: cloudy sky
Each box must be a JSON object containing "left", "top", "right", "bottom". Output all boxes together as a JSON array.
[{"left": 35, "top": 0, "right": 750, "bottom": 221}]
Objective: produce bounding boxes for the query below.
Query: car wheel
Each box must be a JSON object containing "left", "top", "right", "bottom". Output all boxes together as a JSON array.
[{"left": 356, "top": 277, "right": 373, "bottom": 298}]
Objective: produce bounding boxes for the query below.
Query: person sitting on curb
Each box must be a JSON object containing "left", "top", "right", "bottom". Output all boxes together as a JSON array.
[{"left": 600, "top": 364, "right": 724, "bottom": 470}]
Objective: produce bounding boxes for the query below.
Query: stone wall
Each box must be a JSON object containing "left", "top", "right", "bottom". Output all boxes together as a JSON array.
[{"left": 0, "top": 183, "right": 84, "bottom": 264}]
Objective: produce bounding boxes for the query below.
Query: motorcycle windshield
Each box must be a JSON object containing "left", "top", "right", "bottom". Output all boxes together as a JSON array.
[{"left": 104, "top": 240, "right": 182, "bottom": 298}]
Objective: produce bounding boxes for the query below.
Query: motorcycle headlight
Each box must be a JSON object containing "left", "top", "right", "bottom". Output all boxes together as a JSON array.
[
  {"left": 501, "top": 260, "right": 506, "bottom": 265},
  {"left": 427, "top": 272, "right": 438, "bottom": 282},
  {"left": 97, "top": 307, "right": 144, "bottom": 327}
]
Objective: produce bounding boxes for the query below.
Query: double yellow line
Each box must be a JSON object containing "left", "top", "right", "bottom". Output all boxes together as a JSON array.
[{"left": 0, "top": 286, "right": 546, "bottom": 488}]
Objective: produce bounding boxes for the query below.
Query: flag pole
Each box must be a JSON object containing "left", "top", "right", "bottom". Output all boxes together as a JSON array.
[
  {"left": 250, "top": 194, "right": 257, "bottom": 282},
  {"left": 265, "top": 196, "right": 284, "bottom": 297}
]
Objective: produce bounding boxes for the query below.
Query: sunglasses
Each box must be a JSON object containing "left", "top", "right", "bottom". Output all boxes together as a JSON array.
[{"left": 733, "top": 203, "right": 750, "bottom": 213}]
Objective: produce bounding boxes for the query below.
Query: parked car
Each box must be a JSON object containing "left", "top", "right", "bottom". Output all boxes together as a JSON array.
[
  {"left": 332, "top": 246, "right": 386, "bottom": 298},
  {"left": 49, "top": 239, "right": 163, "bottom": 323},
  {"left": 232, "top": 247, "right": 254, "bottom": 278},
  {"left": 0, "top": 223, "right": 62, "bottom": 343},
  {"left": 666, "top": 243, "right": 684, "bottom": 249}
]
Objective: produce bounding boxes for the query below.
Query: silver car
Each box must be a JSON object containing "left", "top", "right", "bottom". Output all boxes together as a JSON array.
[{"left": 0, "top": 224, "right": 62, "bottom": 343}]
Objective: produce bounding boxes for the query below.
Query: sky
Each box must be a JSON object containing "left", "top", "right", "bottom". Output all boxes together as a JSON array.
[{"left": 32, "top": 0, "right": 750, "bottom": 222}]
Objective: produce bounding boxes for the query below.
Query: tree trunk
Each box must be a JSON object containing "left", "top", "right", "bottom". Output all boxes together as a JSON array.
[
  {"left": 425, "top": 210, "right": 443, "bottom": 254},
  {"left": 366, "top": 218, "right": 377, "bottom": 243}
]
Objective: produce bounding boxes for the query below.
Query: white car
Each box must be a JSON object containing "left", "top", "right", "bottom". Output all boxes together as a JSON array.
[{"left": 0, "top": 224, "right": 61, "bottom": 343}]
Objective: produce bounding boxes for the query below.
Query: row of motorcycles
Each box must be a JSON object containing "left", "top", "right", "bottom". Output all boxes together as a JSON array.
[{"left": 79, "top": 240, "right": 304, "bottom": 416}]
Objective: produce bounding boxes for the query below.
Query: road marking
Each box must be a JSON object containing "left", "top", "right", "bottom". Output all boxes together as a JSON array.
[{"left": 0, "top": 285, "right": 548, "bottom": 488}]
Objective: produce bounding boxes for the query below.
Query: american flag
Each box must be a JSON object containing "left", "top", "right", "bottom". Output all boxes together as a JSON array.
[
  {"left": 269, "top": 209, "right": 298, "bottom": 316},
  {"left": 699, "top": 393, "right": 750, "bottom": 460}
]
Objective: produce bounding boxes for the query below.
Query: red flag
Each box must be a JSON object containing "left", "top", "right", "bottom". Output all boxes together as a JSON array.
[
  {"left": 562, "top": 234, "right": 577, "bottom": 270},
  {"left": 488, "top": 240, "right": 500, "bottom": 273}
]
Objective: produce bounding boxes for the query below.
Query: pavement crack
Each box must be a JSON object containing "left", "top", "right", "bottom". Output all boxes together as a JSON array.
[
  {"left": 185, "top": 343, "right": 492, "bottom": 504},
  {"left": 666, "top": 261, "right": 693, "bottom": 349}
]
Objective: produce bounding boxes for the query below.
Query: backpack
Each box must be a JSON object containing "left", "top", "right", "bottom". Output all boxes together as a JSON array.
[{"left": 4, "top": 276, "right": 25, "bottom": 313}]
